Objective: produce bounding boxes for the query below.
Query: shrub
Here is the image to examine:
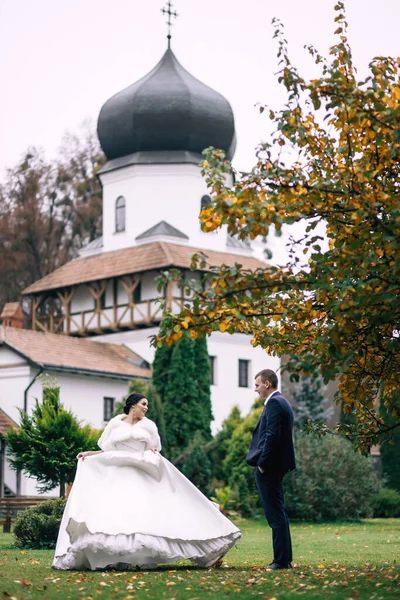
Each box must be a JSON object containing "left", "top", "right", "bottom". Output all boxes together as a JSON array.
[
  {"left": 223, "top": 407, "right": 263, "bottom": 517},
  {"left": 13, "top": 498, "right": 66, "bottom": 548},
  {"left": 284, "top": 434, "right": 380, "bottom": 521},
  {"left": 372, "top": 487, "right": 400, "bottom": 518},
  {"left": 221, "top": 416, "right": 380, "bottom": 520},
  {"left": 209, "top": 406, "right": 243, "bottom": 485},
  {"left": 175, "top": 432, "right": 213, "bottom": 496},
  {"left": 211, "top": 486, "right": 237, "bottom": 516}
]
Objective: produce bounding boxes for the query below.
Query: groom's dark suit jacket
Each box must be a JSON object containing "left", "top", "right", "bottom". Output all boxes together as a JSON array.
[{"left": 246, "top": 392, "right": 296, "bottom": 475}]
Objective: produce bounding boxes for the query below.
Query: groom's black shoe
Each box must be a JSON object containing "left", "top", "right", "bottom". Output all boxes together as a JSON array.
[{"left": 266, "top": 562, "right": 293, "bottom": 571}]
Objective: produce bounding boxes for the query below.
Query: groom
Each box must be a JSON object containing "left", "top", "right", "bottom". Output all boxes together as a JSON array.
[{"left": 246, "top": 369, "right": 296, "bottom": 570}]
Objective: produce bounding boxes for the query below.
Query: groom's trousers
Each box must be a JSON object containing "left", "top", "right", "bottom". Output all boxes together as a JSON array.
[{"left": 255, "top": 469, "right": 292, "bottom": 567}]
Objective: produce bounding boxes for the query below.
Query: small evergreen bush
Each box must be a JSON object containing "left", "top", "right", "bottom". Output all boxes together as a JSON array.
[
  {"left": 284, "top": 434, "right": 380, "bottom": 521},
  {"left": 372, "top": 487, "right": 400, "bottom": 518},
  {"left": 175, "top": 432, "right": 213, "bottom": 495},
  {"left": 13, "top": 498, "right": 66, "bottom": 548},
  {"left": 222, "top": 415, "right": 380, "bottom": 520}
]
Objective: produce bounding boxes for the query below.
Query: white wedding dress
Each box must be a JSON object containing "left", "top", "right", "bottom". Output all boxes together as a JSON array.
[{"left": 53, "top": 415, "right": 241, "bottom": 570}]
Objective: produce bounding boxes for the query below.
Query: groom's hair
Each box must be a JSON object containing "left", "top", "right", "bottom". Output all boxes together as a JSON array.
[{"left": 255, "top": 369, "right": 278, "bottom": 389}]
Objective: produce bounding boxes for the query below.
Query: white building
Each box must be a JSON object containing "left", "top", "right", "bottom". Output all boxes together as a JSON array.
[
  {"left": 0, "top": 325, "right": 151, "bottom": 496},
  {"left": 0, "top": 44, "right": 279, "bottom": 497}
]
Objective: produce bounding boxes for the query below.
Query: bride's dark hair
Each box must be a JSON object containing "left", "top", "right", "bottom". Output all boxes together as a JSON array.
[{"left": 123, "top": 393, "right": 146, "bottom": 415}]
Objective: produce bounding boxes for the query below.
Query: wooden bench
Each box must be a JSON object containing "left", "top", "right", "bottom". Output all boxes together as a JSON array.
[{"left": 0, "top": 496, "right": 57, "bottom": 533}]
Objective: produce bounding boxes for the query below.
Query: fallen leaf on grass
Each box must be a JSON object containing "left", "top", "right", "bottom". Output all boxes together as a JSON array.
[{"left": 13, "top": 579, "right": 32, "bottom": 587}]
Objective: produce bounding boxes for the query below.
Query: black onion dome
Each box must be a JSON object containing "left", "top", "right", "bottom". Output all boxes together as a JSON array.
[{"left": 97, "top": 49, "right": 236, "bottom": 161}]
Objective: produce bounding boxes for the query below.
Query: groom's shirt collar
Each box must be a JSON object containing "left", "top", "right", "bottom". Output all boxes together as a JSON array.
[{"left": 264, "top": 390, "right": 280, "bottom": 406}]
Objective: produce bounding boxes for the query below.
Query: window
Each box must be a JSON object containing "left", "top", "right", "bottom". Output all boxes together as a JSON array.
[
  {"left": 115, "top": 196, "right": 126, "bottom": 232},
  {"left": 209, "top": 356, "right": 216, "bottom": 385},
  {"left": 103, "top": 397, "right": 115, "bottom": 421},
  {"left": 200, "top": 195, "right": 211, "bottom": 211},
  {"left": 238, "top": 359, "right": 250, "bottom": 388}
]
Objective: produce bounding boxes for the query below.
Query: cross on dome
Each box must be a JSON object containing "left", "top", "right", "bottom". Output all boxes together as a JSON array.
[{"left": 161, "top": 1, "right": 178, "bottom": 48}]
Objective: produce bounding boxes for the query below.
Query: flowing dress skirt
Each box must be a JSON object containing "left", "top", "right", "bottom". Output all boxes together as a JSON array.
[{"left": 53, "top": 448, "right": 241, "bottom": 570}]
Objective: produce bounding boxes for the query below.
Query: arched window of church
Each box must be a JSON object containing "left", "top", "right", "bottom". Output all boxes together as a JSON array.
[
  {"left": 115, "top": 196, "right": 126, "bottom": 232},
  {"left": 200, "top": 195, "right": 211, "bottom": 211}
]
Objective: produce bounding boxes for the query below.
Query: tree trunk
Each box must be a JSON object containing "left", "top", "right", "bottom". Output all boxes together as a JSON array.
[{"left": 59, "top": 478, "right": 66, "bottom": 498}]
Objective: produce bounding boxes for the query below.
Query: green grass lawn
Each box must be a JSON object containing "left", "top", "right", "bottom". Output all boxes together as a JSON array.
[{"left": 0, "top": 519, "right": 399, "bottom": 599}]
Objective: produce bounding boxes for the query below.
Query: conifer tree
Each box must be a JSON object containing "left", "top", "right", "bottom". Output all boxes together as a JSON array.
[
  {"left": 163, "top": 335, "right": 200, "bottom": 460},
  {"left": 292, "top": 372, "right": 333, "bottom": 431},
  {"left": 152, "top": 335, "right": 214, "bottom": 491},
  {"left": 178, "top": 431, "right": 213, "bottom": 495},
  {"left": 151, "top": 344, "right": 173, "bottom": 396},
  {"left": 193, "top": 335, "right": 213, "bottom": 440},
  {"left": 210, "top": 406, "right": 243, "bottom": 484},
  {"left": 5, "top": 382, "right": 99, "bottom": 496}
]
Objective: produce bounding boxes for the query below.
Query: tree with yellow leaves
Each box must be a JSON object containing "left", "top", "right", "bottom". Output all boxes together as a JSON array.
[{"left": 152, "top": 2, "right": 400, "bottom": 451}]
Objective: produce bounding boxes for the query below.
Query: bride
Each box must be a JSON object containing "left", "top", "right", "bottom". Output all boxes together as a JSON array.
[{"left": 53, "top": 393, "right": 241, "bottom": 570}]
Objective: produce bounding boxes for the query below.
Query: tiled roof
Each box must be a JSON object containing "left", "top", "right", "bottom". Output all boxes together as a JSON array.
[
  {"left": 1, "top": 302, "right": 22, "bottom": 319},
  {"left": 22, "top": 242, "right": 266, "bottom": 294},
  {"left": 0, "top": 408, "right": 18, "bottom": 436},
  {"left": 0, "top": 326, "right": 151, "bottom": 380}
]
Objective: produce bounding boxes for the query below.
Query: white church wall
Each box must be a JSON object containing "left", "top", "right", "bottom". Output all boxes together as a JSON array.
[
  {"left": 206, "top": 332, "right": 280, "bottom": 431},
  {"left": 45, "top": 372, "right": 130, "bottom": 430},
  {"left": 3, "top": 454, "right": 19, "bottom": 495},
  {"left": 0, "top": 353, "right": 32, "bottom": 423},
  {"left": 0, "top": 346, "right": 24, "bottom": 366},
  {"left": 100, "top": 163, "right": 232, "bottom": 254}
]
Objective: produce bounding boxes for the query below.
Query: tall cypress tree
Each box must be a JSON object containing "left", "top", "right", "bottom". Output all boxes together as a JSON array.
[
  {"left": 163, "top": 335, "right": 199, "bottom": 460},
  {"left": 151, "top": 344, "right": 173, "bottom": 396},
  {"left": 193, "top": 335, "right": 213, "bottom": 441},
  {"left": 151, "top": 335, "right": 214, "bottom": 494}
]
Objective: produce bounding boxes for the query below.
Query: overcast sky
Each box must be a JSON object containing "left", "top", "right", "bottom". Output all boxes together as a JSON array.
[{"left": 1, "top": 0, "right": 399, "bottom": 179}]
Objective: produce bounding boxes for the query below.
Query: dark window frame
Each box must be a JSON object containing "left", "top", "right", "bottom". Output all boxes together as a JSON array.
[
  {"left": 238, "top": 359, "right": 250, "bottom": 388},
  {"left": 103, "top": 397, "right": 115, "bottom": 421},
  {"left": 209, "top": 355, "right": 216, "bottom": 385},
  {"left": 115, "top": 196, "right": 126, "bottom": 233}
]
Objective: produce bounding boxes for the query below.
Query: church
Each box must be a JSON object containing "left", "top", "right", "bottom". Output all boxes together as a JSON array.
[{"left": 0, "top": 5, "right": 280, "bottom": 497}]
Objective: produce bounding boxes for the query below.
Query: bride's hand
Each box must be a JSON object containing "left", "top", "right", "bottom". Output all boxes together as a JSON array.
[{"left": 77, "top": 451, "right": 90, "bottom": 460}]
